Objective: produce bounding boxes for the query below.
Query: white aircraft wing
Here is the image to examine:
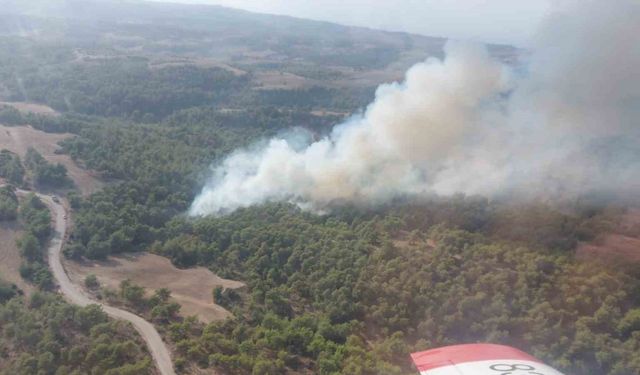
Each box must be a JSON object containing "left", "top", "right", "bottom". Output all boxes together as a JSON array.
[{"left": 411, "top": 344, "right": 565, "bottom": 375}]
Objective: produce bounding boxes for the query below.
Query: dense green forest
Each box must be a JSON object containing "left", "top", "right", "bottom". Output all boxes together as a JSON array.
[
  {"left": 0, "top": 188, "right": 152, "bottom": 374},
  {"left": 0, "top": 105, "right": 24, "bottom": 126},
  {"left": 9, "top": 61, "right": 249, "bottom": 121},
  {"left": 16, "top": 193, "right": 54, "bottom": 290},
  {"left": 0, "top": 144, "right": 69, "bottom": 189},
  {"left": 61, "top": 107, "right": 337, "bottom": 260},
  {"left": 0, "top": 277, "right": 20, "bottom": 304},
  {"left": 145, "top": 203, "right": 638, "bottom": 375},
  {"left": 0, "top": 150, "right": 24, "bottom": 186},
  {"left": 24, "top": 148, "right": 70, "bottom": 188},
  {"left": 0, "top": 286, "right": 152, "bottom": 375},
  {"left": 5, "top": 58, "right": 372, "bottom": 121},
  {"left": 52, "top": 106, "right": 640, "bottom": 374},
  {"left": 0, "top": 185, "right": 18, "bottom": 221}
]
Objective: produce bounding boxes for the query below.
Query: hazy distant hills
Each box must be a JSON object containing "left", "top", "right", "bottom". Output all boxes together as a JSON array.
[{"left": 0, "top": 0, "right": 518, "bottom": 89}]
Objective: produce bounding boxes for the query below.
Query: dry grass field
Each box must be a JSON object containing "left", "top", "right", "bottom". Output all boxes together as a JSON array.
[
  {"left": 0, "top": 124, "right": 103, "bottom": 195},
  {"left": 577, "top": 208, "right": 640, "bottom": 262},
  {"left": 253, "top": 71, "right": 323, "bottom": 90},
  {"left": 0, "top": 101, "right": 59, "bottom": 116},
  {"left": 65, "top": 252, "right": 244, "bottom": 323},
  {"left": 148, "top": 57, "right": 247, "bottom": 76}
]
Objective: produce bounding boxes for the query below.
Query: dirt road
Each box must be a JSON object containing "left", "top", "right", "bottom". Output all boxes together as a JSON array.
[{"left": 33, "top": 192, "right": 176, "bottom": 375}]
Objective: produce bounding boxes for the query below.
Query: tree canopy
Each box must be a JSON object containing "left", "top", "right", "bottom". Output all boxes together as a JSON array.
[{"left": 0, "top": 289, "right": 152, "bottom": 375}]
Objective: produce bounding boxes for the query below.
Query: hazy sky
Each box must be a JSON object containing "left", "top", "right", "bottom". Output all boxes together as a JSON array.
[{"left": 151, "top": 0, "right": 553, "bottom": 45}]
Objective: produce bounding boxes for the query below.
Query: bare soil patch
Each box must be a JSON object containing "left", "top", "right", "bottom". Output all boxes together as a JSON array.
[
  {"left": 577, "top": 208, "right": 640, "bottom": 262},
  {"left": 253, "top": 71, "right": 323, "bottom": 90},
  {"left": 578, "top": 235, "right": 640, "bottom": 262},
  {"left": 310, "top": 110, "right": 349, "bottom": 117},
  {"left": 149, "top": 57, "right": 247, "bottom": 76},
  {"left": 0, "top": 124, "right": 103, "bottom": 196},
  {"left": 64, "top": 252, "right": 244, "bottom": 323},
  {"left": 392, "top": 230, "right": 436, "bottom": 250},
  {"left": 0, "top": 101, "right": 59, "bottom": 116}
]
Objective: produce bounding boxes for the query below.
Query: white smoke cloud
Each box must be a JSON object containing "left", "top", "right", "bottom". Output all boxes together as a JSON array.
[{"left": 190, "top": 0, "right": 640, "bottom": 216}]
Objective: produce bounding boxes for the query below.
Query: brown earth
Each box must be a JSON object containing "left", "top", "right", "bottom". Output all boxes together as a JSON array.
[
  {"left": 310, "top": 110, "right": 349, "bottom": 117},
  {"left": 392, "top": 230, "right": 437, "bottom": 250},
  {"left": 577, "top": 208, "right": 640, "bottom": 262},
  {"left": 148, "top": 57, "right": 247, "bottom": 76},
  {"left": 64, "top": 252, "right": 244, "bottom": 323},
  {"left": 0, "top": 124, "right": 103, "bottom": 196},
  {"left": 0, "top": 101, "right": 59, "bottom": 116},
  {"left": 253, "top": 71, "right": 324, "bottom": 90}
]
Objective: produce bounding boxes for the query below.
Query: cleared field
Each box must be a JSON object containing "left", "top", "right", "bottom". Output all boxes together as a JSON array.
[
  {"left": 577, "top": 208, "right": 640, "bottom": 262},
  {"left": 0, "top": 124, "right": 103, "bottom": 196},
  {"left": 253, "top": 71, "right": 323, "bottom": 90},
  {"left": 64, "top": 252, "right": 244, "bottom": 323},
  {"left": 578, "top": 235, "right": 640, "bottom": 262},
  {"left": 148, "top": 57, "right": 247, "bottom": 76},
  {"left": 0, "top": 101, "right": 59, "bottom": 116},
  {"left": 0, "top": 220, "right": 33, "bottom": 295}
]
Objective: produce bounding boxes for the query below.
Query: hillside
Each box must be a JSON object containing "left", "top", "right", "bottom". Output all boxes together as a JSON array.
[{"left": 0, "top": 0, "right": 517, "bottom": 119}]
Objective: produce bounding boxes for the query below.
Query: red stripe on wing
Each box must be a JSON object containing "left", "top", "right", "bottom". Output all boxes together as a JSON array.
[{"left": 411, "top": 344, "right": 542, "bottom": 372}]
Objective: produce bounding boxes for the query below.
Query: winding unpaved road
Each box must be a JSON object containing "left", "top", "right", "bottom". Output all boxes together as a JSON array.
[{"left": 34, "top": 192, "right": 176, "bottom": 375}]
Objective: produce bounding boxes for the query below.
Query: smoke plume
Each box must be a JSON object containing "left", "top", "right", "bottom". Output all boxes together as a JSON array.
[{"left": 190, "top": 0, "right": 640, "bottom": 216}]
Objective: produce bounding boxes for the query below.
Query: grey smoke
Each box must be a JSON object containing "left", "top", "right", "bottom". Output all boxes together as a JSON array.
[{"left": 190, "top": 0, "right": 640, "bottom": 216}]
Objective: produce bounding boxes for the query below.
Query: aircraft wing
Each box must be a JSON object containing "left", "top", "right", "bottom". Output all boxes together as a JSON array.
[{"left": 411, "top": 344, "right": 565, "bottom": 375}]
